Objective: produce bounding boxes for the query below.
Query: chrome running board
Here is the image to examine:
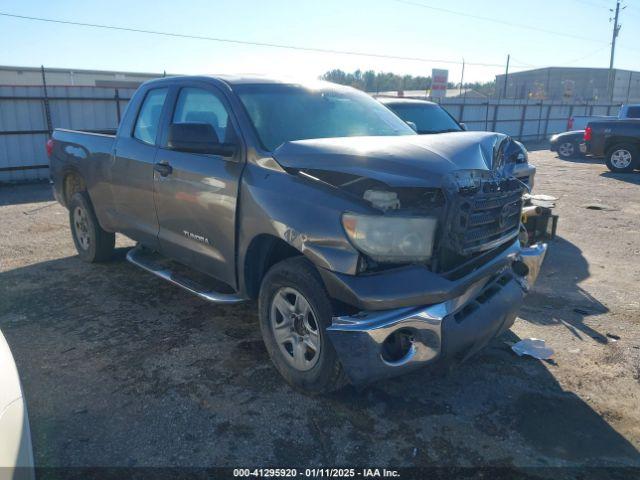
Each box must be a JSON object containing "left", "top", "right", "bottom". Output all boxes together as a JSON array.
[{"left": 126, "top": 245, "right": 246, "bottom": 304}]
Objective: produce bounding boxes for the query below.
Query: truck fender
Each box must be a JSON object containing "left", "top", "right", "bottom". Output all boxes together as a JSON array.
[{"left": 237, "top": 163, "right": 367, "bottom": 297}]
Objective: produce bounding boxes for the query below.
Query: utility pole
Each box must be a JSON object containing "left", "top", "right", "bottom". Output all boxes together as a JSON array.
[
  {"left": 459, "top": 58, "right": 465, "bottom": 97},
  {"left": 503, "top": 54, "right": 510, "bottom": 99},
  {"left": 608, "top": 0, "right": 623, "bottom": 101}
]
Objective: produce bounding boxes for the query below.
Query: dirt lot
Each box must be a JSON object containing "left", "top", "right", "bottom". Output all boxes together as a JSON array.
[{"left": 1, "top": 148, "right": 639, "bottom": 474}]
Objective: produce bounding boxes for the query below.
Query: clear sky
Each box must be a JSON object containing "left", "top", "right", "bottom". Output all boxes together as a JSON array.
[{"left": 1, "top": 0, "right": 639, "bottom": 83}]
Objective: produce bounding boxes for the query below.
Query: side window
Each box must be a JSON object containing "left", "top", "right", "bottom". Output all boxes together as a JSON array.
[
  {"left": 133, "top": 88, "right": 168, "bottom": 145},
  {"left": 173, "top": 88, "right": 230, "bottom": 143}
]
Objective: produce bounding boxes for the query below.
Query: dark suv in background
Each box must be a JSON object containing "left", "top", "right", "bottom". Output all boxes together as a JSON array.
[{"left": 378, "top": 97, "right": 535, "bottom": 189}]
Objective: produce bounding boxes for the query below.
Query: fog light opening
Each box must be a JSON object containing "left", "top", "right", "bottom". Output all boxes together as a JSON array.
[
  {"left": 512, "top": 260, "right": 530, "bottom": 278},
  {"left": 381, "top": 328, "right": 416, "bottom": 366}
]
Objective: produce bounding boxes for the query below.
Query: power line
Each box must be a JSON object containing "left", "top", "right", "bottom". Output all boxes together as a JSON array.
[
  {"left": 392, "top": 0, "right": 639, "bottom": 51},
  {"left": 0, "top": 11, "right": 525, "bottom": 69}
]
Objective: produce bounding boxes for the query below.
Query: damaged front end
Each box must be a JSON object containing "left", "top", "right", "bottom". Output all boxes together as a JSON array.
[
  {"left": 276, "top": 132, "right": 529, "bottom": 275},
  {"left": 270, "top": 133, "right": 546, "bottom": 384}
]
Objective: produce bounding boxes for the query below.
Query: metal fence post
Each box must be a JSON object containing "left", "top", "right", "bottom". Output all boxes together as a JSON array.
[
  {"left": 491, "top": 102, "right": 499, "bottom": 132},
  {"left": 543, "top": 104, "right": 552, "bottom": 139},
  {"left": 536, "top": 101, "right": 543, "bottom": 140},
  {"left": 115, "top": 88, "right": 121, "bottom": 123},
  {"left": 484, "top": 102, "right": 490, "bottom": 131},
  {"left": 518, "top": 102, "right": 528, "bottom": 140},
  {"left": 40, "top": 65, "right": 53, "bottom": 136},
  {"left": 568, "top": 105, "right": 574, "bottom": 130}
]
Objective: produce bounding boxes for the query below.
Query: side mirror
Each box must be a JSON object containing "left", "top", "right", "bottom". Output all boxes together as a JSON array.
[
  {"left": 406, "top": 121, "right": 418, "bottom": 132},
  {"left": 459, "top": 122, "right": 467, "bottom": 131},
  {"left": 167, "top": 123, "right": 236, "bottom": 157}
]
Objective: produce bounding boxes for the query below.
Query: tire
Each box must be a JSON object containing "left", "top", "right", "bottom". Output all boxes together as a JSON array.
[
  {"left": 605, "top": 144, "right": 637, "bottom": 173},
  {"left": 258, "top": 256, "right": 348, "bottom": 394},
  {"left": 557, "top": 141, "right": 577, "bottom": 159},
  {"left": 68, "top": 191, "right": 115, "bottom": 262}
]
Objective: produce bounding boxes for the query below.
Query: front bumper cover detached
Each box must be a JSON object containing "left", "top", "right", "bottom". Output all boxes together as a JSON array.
[{"left": 326, "top": 241, "right": 547, "bottom": 385}]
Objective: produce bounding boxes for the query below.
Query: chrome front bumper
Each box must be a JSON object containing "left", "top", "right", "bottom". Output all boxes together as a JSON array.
[{"left": 327, "top": 243, "right": 547, "bottom": 384}]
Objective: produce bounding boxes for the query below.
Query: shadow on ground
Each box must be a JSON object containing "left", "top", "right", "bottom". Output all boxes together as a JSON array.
[
  {"left": 0, "top": 182, "right": 53, "bottom": 206},
  {"left": 518, "top": 237, "right": 611, "bottom": 344},
  {"left": 601, "top": 171, "right": 640, "bottom": 186},
  {"left": 1, "top": 246, "right": 638, "bottom": 469},
  {"left": 552, "top": 154, "right": 603, "bottom": 165}
]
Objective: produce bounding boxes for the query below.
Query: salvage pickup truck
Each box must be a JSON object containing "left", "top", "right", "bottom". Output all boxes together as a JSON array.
[
  {"left": 48, "top": 76, "right": 546, "bottom": 394},
  {"left": 584, "top": 119, "right": 640, "bottom": 172}
]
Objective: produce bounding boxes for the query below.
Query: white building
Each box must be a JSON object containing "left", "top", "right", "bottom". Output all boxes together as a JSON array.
[{"left": 0, "top": 65, "right": 163, "bottom": 88}]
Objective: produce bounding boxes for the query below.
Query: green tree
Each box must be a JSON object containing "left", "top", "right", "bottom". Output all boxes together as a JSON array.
[{"left": 321, "top": 69, "right": 494, "bottom": 96}]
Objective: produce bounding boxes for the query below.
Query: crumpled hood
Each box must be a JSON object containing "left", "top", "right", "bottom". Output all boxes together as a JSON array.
[{"left": 272, "top": 131, "right": 517, "bottom": 188}]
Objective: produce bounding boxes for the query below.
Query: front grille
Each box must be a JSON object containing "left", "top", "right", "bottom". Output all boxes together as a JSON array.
[{"left": 447, "top": 179, "right": 523, "bottom": 256}]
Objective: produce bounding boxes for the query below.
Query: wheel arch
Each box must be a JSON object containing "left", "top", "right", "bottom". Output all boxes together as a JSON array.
[
  {"left": 243, "top": 234, "right": 303, "bottom": 300},
  {"left": 62, "top": 169, "right": 87, "bottom": 206},
  {"left": 604, "top": 137, "right": 640, "bottom": 154}
]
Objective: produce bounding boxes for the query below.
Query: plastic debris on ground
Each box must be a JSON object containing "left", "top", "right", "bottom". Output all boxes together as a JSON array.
[
  {"left": 511, "top": 338, "right": 555, "bottom": 360},
  {"left": 523, "top": 193, "right": 558, "bottom": 209}
]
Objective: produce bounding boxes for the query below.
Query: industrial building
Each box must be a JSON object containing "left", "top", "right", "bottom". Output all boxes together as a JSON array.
[
  {"left": 0, "top": 65, "right": 162, "bottom": 88},
  {"left": 494, "top": 67, "right": 640, "bottom": 103}
]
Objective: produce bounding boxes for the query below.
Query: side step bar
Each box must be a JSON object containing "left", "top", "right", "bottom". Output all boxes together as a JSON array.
[{"left": 126, "top": 246, "right": 246, "bottom": 304}]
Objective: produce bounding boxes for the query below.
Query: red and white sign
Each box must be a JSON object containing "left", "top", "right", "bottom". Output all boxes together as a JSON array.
[{"left": 431, "top": 69, "right": 448, "bottom": 98}]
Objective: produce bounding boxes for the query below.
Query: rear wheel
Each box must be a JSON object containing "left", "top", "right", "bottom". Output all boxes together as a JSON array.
[
  {"left": 258, "top": 257, "right": 348, "bottom": 394},
  {"left": 68, "top": 192, "right": 115, "bottom": 262},
  {"left": 557, "top": 141, "right": 576, "bottom": 158},
  {"left": 605, "top": 144, "right": 637, "bottom": 173}
]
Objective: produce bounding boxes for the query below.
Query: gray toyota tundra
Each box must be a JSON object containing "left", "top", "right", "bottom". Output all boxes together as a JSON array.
[{"left": 48, "top": 75, "right": 546, "bottom": 394}]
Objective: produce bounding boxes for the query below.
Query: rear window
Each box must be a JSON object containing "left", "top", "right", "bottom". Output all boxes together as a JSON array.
[
  {"left": 626, "top": 106, "right": 640, "bottom": 119},
  {"left": 386, "top": 103, "right": 461, "bottom": 134},
  {"left": 133, "top": 88, "right": 168, "bottom": 145}
]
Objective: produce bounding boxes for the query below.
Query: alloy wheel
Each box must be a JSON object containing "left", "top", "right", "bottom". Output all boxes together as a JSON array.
[
  {"left": 73, "top": 206, "right": 91, "bottom": 250},
  {"left": 610, "top": 149, "right": 632, "bottom": 169},
  {"left": 558, "top": 142, "right": 574, "bottom": 158},
  {"left": 269, "top": 287, "right": 321, "bottom": 371}
]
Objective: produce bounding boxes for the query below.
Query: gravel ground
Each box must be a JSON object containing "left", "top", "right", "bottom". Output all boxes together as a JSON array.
[{"left": 0, "top": 148, "right": 639, "bottom": 474}]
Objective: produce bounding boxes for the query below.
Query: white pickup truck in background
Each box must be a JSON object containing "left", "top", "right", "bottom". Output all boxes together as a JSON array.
[{"left": 567, "top": 103, "right": 640, "bottom": 131}]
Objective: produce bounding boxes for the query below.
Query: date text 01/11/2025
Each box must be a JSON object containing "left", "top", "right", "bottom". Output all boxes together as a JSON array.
[{"left": 232, "top": 468, "right": 401, "bottom": 478}]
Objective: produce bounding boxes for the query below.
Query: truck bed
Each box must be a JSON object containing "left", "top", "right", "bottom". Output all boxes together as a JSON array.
[{"left": 49, "top": 129, "right": 117, "bottom": 207}]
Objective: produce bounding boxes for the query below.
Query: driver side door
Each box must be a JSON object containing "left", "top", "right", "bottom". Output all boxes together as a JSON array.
[{"left": 153, "top": 83, "right": 244, "bottom": 289}]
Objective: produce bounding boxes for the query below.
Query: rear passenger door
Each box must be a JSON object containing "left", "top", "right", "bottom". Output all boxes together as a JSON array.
[
  {"left": 153, "top": 83, "right": 244, "bottom": 289},
  {"left": 110, "top": 87, "right": 169, "bottom": 247}
]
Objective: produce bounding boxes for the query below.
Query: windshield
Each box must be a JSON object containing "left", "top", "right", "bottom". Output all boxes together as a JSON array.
[
  {"left": 386, "top": 103, "right": 462, "bottom": 134},
  {"left": 235, "top": 84, "right": 416, "bottom": 151}
]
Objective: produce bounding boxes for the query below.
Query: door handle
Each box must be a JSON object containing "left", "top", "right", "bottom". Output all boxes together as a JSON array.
[{"left": 154, "top": 162, "right": 173, "bottom": 177}]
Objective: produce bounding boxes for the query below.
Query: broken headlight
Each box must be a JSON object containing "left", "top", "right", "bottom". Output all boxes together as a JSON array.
[{"left": 342, "top": 213, "right": 437, "bottom": 263}]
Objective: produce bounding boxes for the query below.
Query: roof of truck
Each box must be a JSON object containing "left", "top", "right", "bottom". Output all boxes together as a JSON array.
[{"left": 146, "top": 74, "right": 338, "bottom": 87}]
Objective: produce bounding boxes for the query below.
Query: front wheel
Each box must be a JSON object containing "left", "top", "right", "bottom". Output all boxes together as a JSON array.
[
  {"left": 557, "top": 141, "right": 577, "bottom": 159},
  {"left": 258, "top": 257, "right": 348, "bottom": 394},
  {"left": 605, "top": 144, "right": 637, "bottom": 173},
  {"left": 68, "top": 192, "right": 115, "bottom": 262}
]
